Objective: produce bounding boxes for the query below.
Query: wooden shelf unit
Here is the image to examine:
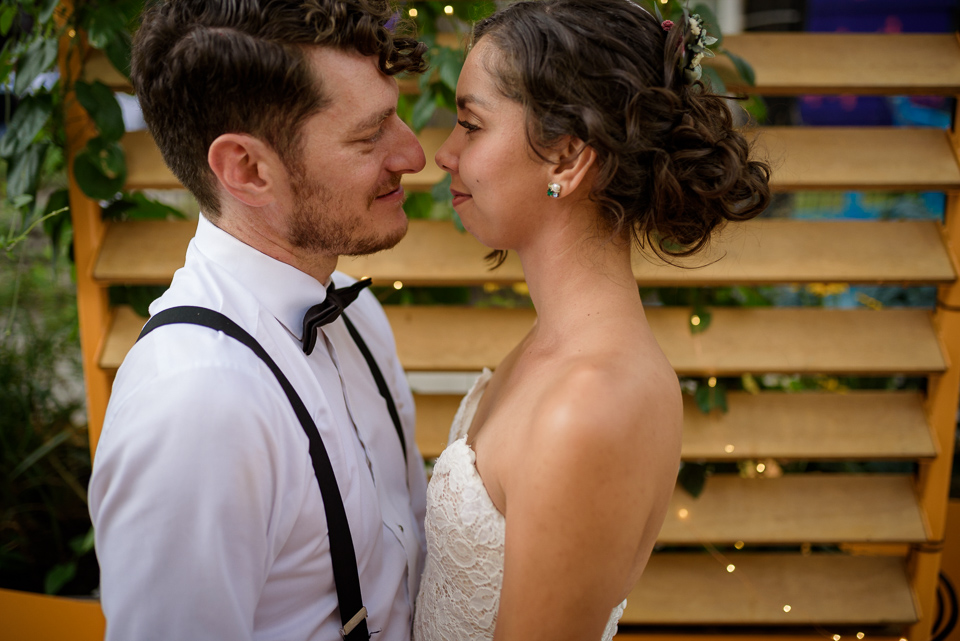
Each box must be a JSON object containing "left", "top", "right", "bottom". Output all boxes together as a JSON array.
[{"left": 65, "top": 30, "right": 960, "bottom": 640}]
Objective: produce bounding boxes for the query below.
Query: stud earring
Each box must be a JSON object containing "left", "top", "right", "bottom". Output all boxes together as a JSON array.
[{"left": 547, "top": 183, "right": 562, "bottom": 198}]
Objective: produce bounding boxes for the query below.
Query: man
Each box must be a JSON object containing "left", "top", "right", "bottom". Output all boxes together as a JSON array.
[{"left": 88, "top": 1, "right": 429, "bottom": 639}]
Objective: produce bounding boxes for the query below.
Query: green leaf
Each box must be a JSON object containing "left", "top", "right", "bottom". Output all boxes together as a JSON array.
[
  {"left": 678, "top": 463, "right": 708, "bottom": 498},
  {"left": 694, "top": 382, "right": 727, "bottom": 414},
  {"left": 102, "top": 191, "right": 185, "bottom": 221},
  {"left": 435, "top": 47, "right": 462, "bottom": 93},
  {"left": 38, "top": 0, "right": 59, "bottom": 25},
  {"left": 741, "top": 373, "right": 760, "bottom": 395},
  {"left": 0, "top": 93, "right": 53, "bottom": 157},
  {"left": 6, "top": 142, "right": 48, "bottom": 199},
  {"left": 410, "top": 89, "right": 436, "bottom": 132},
  {"left": 68, "top": 527, "right": 96, "bottom": 556},
  {"left": 723, "top": 50, "right": 756, "bottom": 87},
  {"left": 430, "top": 173, "right": 452, "bottom": 203},
  {"left": 104, "top": 30, "right": 132, "bottom": 79},
  {"left": 73, "top": 137, "right": 127, "bottom": 200},
  {"left": 11, "top": 427, "right": 71, "bottom": 479},
  {"left": 403, "top": 191, "right": 433, "bottom": 220},
  {"left": 14, "top": 37, "right": 58, "bottom": 96},
  {"left": 691, "top": 4, "right": 722, "bottom": 46},
  {"left": 44, "top": 562, "right": 77, "bottom": 595},
  {"left": 42, "top": 188, "right": 71, "bottom": 256},
  {"left": 75, "top": 80, "right": 125, "bottom": 142},
  {"left": 740, "top": 95, "right": 768, "bottom": 125},
  {"left": 700, "top": 65, "right": 726, "bottom": 94},
  {"left": 0, "top": 6, "right": 17, "bottom": 36},
  {"left": 84, "top": 7, "right": 128, "bottom": 49}
]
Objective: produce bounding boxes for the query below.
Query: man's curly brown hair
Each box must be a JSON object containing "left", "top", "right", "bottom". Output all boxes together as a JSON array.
[{"left": 132, "top": 0, "right": 425, "bottom": 217}]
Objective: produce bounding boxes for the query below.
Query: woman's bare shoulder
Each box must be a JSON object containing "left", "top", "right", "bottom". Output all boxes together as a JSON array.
[{"left": 526, "top": 352, "right": 682, "bottom": 467}]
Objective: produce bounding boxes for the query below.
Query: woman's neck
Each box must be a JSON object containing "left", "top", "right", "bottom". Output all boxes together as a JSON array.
[{"left": 516, "top": 217, "right": 643, "bottom": 347}]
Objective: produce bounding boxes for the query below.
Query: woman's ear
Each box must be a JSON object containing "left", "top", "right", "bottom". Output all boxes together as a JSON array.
[
  {"left": 548, "top": 138, "right": 598, "bottom": 198},
  {"left": 207, "top": 133, "right": 283, "bottom": 208}
]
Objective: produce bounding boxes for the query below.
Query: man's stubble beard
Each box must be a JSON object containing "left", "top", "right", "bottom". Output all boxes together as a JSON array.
[{"left": 287, "top": 165, "right": 407, "bottom": 257}]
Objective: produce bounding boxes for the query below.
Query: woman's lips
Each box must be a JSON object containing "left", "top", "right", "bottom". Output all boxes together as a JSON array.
[{"left": 450, "top": 189, "right": 471, "bottom": 207}]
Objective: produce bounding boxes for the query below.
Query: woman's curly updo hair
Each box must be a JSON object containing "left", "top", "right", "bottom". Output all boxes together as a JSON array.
[
  {"left": 473, "top": 0, "right": 770, "bottom": 262},
  {"left": 132, "top": 0, "right": 425, "bottom": 217}
]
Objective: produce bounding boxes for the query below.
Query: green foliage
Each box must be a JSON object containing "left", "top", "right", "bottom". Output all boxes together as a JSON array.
[{"left": 0, "top": 214, "right": 95, "bottom": 595}]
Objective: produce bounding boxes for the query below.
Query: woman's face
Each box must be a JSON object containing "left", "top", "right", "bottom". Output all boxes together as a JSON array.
[{"left": 435, "top": 39, "right": 552, "bottom": 251}]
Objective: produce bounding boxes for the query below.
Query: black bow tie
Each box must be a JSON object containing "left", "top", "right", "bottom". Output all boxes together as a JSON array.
[{"left": 302, "top": 278, "right": 372, "bottom": 355}]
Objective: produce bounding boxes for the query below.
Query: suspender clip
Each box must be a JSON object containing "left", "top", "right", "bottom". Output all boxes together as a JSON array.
[{"left": 340, "top": 606, "right": 368, "bottom": 638}]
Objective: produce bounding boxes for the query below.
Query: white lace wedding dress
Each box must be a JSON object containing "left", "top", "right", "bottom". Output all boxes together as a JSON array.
[{"left": 413, "top": 369, "right": 626, "bottom": 641}]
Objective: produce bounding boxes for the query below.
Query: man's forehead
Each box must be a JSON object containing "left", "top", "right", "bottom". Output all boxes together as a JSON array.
[{"left": 306, "top": 47, "right": 398, "bottom": 133}]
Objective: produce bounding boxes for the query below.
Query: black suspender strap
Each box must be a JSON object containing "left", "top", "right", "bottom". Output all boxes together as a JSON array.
[
  {"left": 137, "top": 306, "right": 371, "bottom": 640},
  {"left": 341, "top": 313, "right": 407, "bottom": 464}
]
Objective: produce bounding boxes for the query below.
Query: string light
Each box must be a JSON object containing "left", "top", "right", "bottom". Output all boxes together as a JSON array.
[
  {"left": 444, "top": 5, "right": 454, "bottom": 14},
  {"left": 393, "top": 281, "right": 403, "bottom": 290},
  {"left": 857, "top": 634, "right": 865, "bottom": 640},
  {"left": 68, "top": 29, "right": 77, "bottom": 38},
  {"left": 708, "top": 376, "right": 717, "bottom": 388},
  {"left": 756, "top": 462, "right": 766, "bottom": 474},
  {"left": 782, "top": 604, "right": 791, "bottom": 613},
  {"left": 726, "top": 564, "right": 735, "bottom": 573},
  {"left": 677, "top": 508, "right": 689, "bottom": 519},
  {"left": 734, "top": 541, "right": 744, "bottom": 550},
  {"left": 724, "top": 444, "right": 735, "bottom": 453},
  {"left": 408, "top": 8, "right": 418, "bottom": 17},
  {"left": 833, "top": 635, "right": 841, "bottom": 641},
  {"left": 690, "top": 315, "right": 701, "bottom": 326}
]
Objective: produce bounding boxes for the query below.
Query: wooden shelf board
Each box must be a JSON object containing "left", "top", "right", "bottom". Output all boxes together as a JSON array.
[
  {"left": 87, "top": 34, "right": 960, "bottom": 97},
  {"left": 710, "top": 33, "right": 960, "bottom": 96},
  {"left": 121, "top": 126, "right": 960, "bottom": 193},
  {"left": 758, "top": 127, "right": 960, "bottom": 191},
  {"left": 101, "top": 306, "right": 946, "bottom": 375},
  {"left": 384, "top": 306, "right": 946, "bottom": 375},
  {"left": 94, "top": 219, "right": 955, "bottom": 286},
  {"left": 623, "top": 553, "right": 916, "bottom": 625},
  {"left": 414, "top": 391, "right": 936, "bottom": 461},
  {"left": 659, "top": 474, "right": 926, "bottom": 544}
]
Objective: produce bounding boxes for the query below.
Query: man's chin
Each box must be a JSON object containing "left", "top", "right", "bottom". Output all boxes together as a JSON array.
[{"left": 343, "top": 217, "right": 408, "bottom": 258}]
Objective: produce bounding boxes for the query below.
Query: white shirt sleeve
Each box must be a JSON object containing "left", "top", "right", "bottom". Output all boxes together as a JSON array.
[{"left": 89, "top": 363, "right": 304, "bottom": 641}]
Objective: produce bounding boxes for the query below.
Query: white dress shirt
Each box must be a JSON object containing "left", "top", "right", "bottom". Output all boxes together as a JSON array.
[{"left": 89, "top": 215, "right": 428, "bottom": 641}]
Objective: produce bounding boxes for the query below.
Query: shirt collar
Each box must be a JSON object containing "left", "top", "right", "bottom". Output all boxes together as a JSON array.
[{"left": 193, "top": 214, "right": 329, "bottom": 341}]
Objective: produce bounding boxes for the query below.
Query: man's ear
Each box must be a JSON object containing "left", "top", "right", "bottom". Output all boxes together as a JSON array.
[
  {"left": 547, "top": 138, "right": 598, "bottom": 198},
  {"left": 207, "top": 133, "right": 283, "bottom": 207}
]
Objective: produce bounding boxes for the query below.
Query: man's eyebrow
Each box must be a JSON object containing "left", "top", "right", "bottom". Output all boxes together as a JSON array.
[
  {"left": 456, "top": 94, "right": 493, "bottom": 111},
  {"left": 349, "top": 107, "right": 395, "bottom": 136}
]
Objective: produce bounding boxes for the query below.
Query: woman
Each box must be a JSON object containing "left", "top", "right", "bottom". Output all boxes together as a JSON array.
[{"left": 413, "top": 1, "right": 770, "bottom": 639}]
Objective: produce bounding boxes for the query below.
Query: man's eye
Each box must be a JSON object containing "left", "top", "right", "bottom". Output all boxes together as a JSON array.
[{"left": 457, "top": 120, "right": 480, "bottom": 133}]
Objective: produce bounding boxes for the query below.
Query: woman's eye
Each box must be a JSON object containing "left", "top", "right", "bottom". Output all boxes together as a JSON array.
[{"left": 457, "top": 119, "right": 480, "bottom": 133}]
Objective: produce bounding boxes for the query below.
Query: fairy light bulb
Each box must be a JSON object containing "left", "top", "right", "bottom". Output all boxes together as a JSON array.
[
  {"left": 734, "top": 541, "right": 744, "bottom": 550},
  {"left": 756, "top": 462, "right": 766, "bottom": 474},
  {"left": 393, "top": 281, "right": 403, "bottom": 290},
  {"left": 726, "top": 564, "right": 735, "bottom": 573},
  {"left": 444, "top": 5, "right": 454, "bottom": 14},
  {"left": 690, "top": 315, "right": 701, "bottom": 326},
  {"left": 678, "top": 508, "right": 689, "bottom": 519},
  {"left": 857, "top": 634, "right": 865, "bottom": 640},
  {"left": 783, "top": 604, "right": 791, "bottom": 613},
  {"left": 408, "top": 8, "right": 418, "bottom": 17},
  {"left": 724, "top": 444, "right": 735, "bottom": 453}
]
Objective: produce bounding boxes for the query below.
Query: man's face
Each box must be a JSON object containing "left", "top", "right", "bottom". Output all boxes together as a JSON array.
[{"left": 283, "top": 47, "right": 426, "bottom": 257}]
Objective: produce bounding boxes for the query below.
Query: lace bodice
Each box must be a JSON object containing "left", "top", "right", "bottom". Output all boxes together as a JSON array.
[{"left": 413, "top": 370, "right": 626, "bottom": 641}]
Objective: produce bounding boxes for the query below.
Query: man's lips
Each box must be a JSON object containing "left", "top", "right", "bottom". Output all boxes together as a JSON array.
[
  {"left": 450, "top": 189, "right": 471, "bottom": 206},
  {"left": 375, "top": 185, "right": 404, "bottom": 200}
]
